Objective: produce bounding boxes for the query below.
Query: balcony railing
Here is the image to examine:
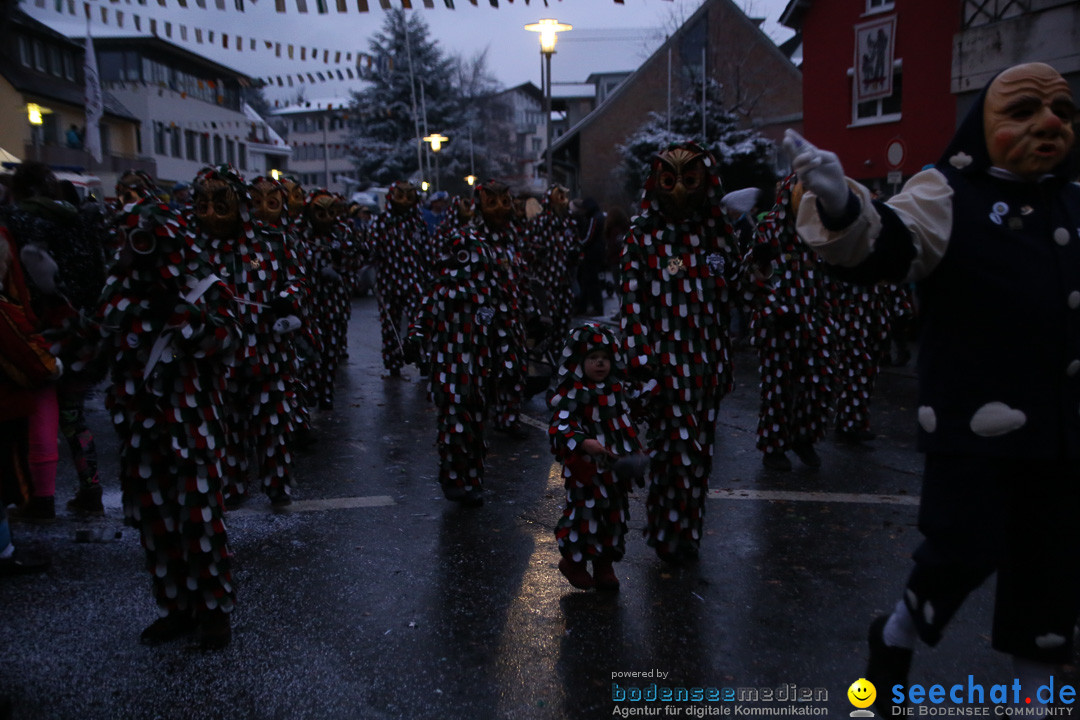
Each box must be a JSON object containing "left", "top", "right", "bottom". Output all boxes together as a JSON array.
[{"left": 22, "top": 142, "right": 156, "bottom": 177}]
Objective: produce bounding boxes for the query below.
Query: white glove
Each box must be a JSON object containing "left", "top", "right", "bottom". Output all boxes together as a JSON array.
[
  {"left": 782, "top": 129, "right": 851, "bottom": 218},
  {"left": 20, "top": 244, "right": 59, "bottom": 295},
  {"left": 272, "top": 315, "right": 302, "bottom": 334},
  {"left": 53, "top": 356, "right": 64, "bottom": 379}
]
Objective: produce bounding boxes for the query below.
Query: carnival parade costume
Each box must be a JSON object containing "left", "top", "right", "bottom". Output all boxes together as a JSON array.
[
  {"left": 472, "top": 180, "right": 528, "bottom": 434},
  {"left": 743, "top": 176, "right": 834, "bottom": 467},
  {"left": 405, "top": 231, "right": 514, "bottom": 506},
  {"left": 549, "top": 323, "right": 643, "bottom": 589},
  {"left": 825, "top": 278, "right": 889, "bottom": 442},
  {"left": 364, "top": 181, "right": 428, "bottom": 376},
  {"left": 524, "top": 185, "right": 579, "bottom": 343},
  {"left": 300, "top": 189, "right": 359, "bottom": 405},
  {"left": 94, "top": 198, "right": 238, "bottom": 647},
  {"left": 618, "top": 142, "right": 741, "bottom": 563}
]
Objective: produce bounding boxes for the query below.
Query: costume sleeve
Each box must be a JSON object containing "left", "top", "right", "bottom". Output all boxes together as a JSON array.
[
  {"left": 0, "top": 299, "right": 58, "bottom": 388},
  {"left": 795, "top": 169, "right": 953, "bottom": 283}
]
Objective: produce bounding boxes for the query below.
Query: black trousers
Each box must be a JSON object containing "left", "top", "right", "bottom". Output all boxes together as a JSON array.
[{"left": 905, "top": 453, "right": 1080, "bottom": 663}]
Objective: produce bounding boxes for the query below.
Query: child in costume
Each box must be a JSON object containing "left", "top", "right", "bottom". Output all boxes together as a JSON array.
[
  {"left": 405, "top": 230, "right": 514, "bottom": 507},
  {"left": 549, "top": 323, "right": 645, "bottom": 591}
]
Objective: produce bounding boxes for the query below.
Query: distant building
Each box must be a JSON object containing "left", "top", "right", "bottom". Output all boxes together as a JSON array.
[
  {"left": 0, "top": 4, "right": 145, "bottom": 190},
  {"left": 92, "top": 34, "right": 289, "bottom": 189},
  {"left": 780, "top": 0, "right": 1080, "bottom": 195},
  {"left": 477, "top": 82, "right": 546, "bottom": 193},
  {"left": 549, "top": 0, "right": 803, "bottom": 209},
  {"left": 269, "top": 99, "right": 359, "bottom": 196}
]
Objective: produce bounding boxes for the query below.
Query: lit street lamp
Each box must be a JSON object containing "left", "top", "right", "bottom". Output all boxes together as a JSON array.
[
  {"left": 423, "top": 133, "right": 448, "bottom": 192},
  {"left": 524, "top": 18, "right": 571, "bottom": 187},
  {"left": 27, "top": 103, "right": 45, "bottom": 162}
]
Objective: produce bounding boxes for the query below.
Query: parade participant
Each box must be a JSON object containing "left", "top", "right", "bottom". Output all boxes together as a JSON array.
[
  {"left": 826, "top": 279, "right": 889, "bottom": 444},
  {"left": 404, "top": 230, "right": 513, "bottom": 507},
  {"left": 784, "top": 62, "right": 1080, "bottom": 718},
  {"left": 524, "top": 185, "right": 578, "bottom": 342},
  {"left": 95, "top": 198, "right": 238, "bottom": 648},
  {"left": 0, "top": 225, "right": 56, "bottom": 575},
  {"left": 548, "top": 322, "right": 645, "bottom": 591},
  {"left": 363, "top": 181, "right": 427, "bottom": 377},
  {"left": 618, "top": 141, "right": 742, "bottom": 564},
  {"left": 1, "top": 161, "right": 107, "bottom": 519},
  {"left": 421, "top": 190, "right": 450, "bottom": 237},
  {"left": 472, "top": 179, "right": 528, "bottom": 437},
  {"left": 299, "top": 189, "right": 358, "bottom": 406},
  {"left": 431, "top": 194, "right": 474, "bottom": 259},
  {"left": 742, "top": 176, "right": 833, "bottom": 471}
]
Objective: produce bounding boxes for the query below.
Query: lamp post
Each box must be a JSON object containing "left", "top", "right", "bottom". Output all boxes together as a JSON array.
[
  {"left": 525, "top": 19, "right": 571, "bottom": 187},
  {"left": 423, "top": 133, "right": 448, "bottom": 192}
]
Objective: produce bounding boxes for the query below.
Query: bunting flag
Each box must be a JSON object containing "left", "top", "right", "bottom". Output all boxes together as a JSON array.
[{"left": 83, "top": 2, "right": 104, "bottom": 162}]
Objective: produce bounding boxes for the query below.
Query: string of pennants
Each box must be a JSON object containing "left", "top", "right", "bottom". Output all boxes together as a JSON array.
[{"left": 34, "top": 0, "right": 657, "bottom": 90}]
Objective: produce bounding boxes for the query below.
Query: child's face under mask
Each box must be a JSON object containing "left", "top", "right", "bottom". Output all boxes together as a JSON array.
[{"left": 584, "top": 350, "right": 611, "bottom": 383}]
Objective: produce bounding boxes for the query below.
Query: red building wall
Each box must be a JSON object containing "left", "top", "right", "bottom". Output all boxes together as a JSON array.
[{"left": 800, "top": 0, "right": 960, "bottom": 189}]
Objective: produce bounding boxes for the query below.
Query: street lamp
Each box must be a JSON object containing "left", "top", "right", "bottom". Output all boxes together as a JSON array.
[
  {"left": 524, "top": 18, "right": 571, "bottom": 187},
  {"left": 465, "top": 175, "right": 477, "bottom": 187},
  {"left": 27, "top": 103, "right": 44, "bottom": 161},
  {"left": 423, "top": 133, "right": 448, "bottom": 192}
]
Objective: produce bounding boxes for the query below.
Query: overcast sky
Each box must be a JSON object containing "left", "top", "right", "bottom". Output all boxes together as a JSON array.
[{"left": 23, "top": 0, "right": 794, "bottom": 104}]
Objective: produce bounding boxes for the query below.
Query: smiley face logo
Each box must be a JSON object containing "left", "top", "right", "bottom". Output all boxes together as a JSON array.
[{"left": 848, "top": 678, "right": 876, "bottom": 709}]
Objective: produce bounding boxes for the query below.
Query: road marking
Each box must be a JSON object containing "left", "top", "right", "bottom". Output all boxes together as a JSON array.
[
  {"left": 230, "top": 495, "right": 396, "bottom": 515},
  {"left": 518, "top": 414, "right": 548, "bottom": 432},
  {"left": 709, "top": 488, "right": 918, "bottom": 506}
]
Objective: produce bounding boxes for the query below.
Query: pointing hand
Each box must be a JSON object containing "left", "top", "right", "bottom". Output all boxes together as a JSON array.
[{"left": 782, "top": 129, "right": 851, "bottom": 218}]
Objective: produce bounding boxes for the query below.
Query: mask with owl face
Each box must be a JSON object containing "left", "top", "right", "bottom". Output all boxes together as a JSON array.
[
  {"left": 193, "top": 166, "right": 246, "bottom": 240},
  {"left": 280, "top": 177, "right": 305, "bottom": 221},
  {"left": 387, "top": 181, "right": 419, "bottom": 217},
  {"left": 305, "top": 191, "right": 338, "bottom": 235},
  {"left": 548, "top": 185, "right": 570, "bottom": 217},
  {"left": 115, "top": 170, "right": 158, "bottom": 208},
  {"left": 477, "top": 181, "right": 513, "bottom": 230},
  {"left": 651, "top": 146, "right": 709, "bottom": 222},
  {"left": 249, "top": 177, "right": 286, "bottom": 226}
]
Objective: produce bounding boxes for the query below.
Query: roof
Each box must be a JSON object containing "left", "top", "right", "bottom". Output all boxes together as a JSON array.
[
  {"left": 270, "top": 97, "right": 356, "bottom": 115},
  {"left": 550, "top": 0, "right": 799, "bottom": 156}
]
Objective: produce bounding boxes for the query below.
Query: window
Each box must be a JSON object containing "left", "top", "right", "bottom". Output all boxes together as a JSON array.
[
  {"left": 238, "top": 143, "right": 247, "bottom": 170},
  {"left": 18, "top": 37, "right": 31, "bottom": 67},
  {"left": 866, "top": 0, "right": 895, "bottom": 12},
  {"left": 853, "top": 69, "right": 902, "bottom": 124},
  {"left": 213, "top": 135, "right": 223, "bottom": 164},
  {"left": 199, "top": 133, "right": 210, "bottom": 163},
  {"left": 170, "top": 127, "right": 182, "bottom": 158},
  {"left": 185, "top": 130, "right": 198, "bottom": 161},
  {"left": 33, "top": 40, "right": 47, "bottom": 71},
  {"left": 226, "top": 138, "right": 235, "bottom": 166},
  {"left": 62, "top": 52, "right": 75, "bottom": 80},
  {"left": 48, "top": 46, "right": 62, "bottom": 76},
  {"left": 154, "top": 122, "right": 166, "bottom": 155},
  {"left": 99, "top": 124, "right": 110, "bottom": 155}
]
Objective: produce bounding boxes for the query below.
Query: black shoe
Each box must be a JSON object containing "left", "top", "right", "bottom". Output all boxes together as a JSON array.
[
  {"left": 140, "top": 612, "right": 197, "bottom": 646},
  {"left": 762, "top": 451, "right": 792, "bottom": 471},
  {"left": 791, "top": 442, "right": 822, "bottom": 469},
  {"left": 866, "top": 615, "right": 912, "bottom": 716},
  {"left": 267, "top": 486, "right": 292, "bottom": 507},
  {"left": 0, "top": 548, "right": 50, "bottom": 577},
  {"left": 836, "top": 427, "right": 876, "bottom": 444},
  {"left": 67, "top": 484, "right": 105, "bottom": 516}
]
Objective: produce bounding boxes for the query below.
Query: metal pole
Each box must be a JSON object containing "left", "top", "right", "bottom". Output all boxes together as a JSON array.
[
  {"left": 403, "top": 18, "right": 424, "bottom": 179},
  {"left": 323, "top": 111, "right": 330, "bottom": 189},
  {"left": 419, "top": 83, "right": 431, "bottom": 184},
  {"left": 701, "top": 47, "right": 707, "bottom": 142},
  {"left": 544, "top": 50, "right": 553, "bottom": 187},
  {"left": 667, "top": 46, "right": 672, "bottom": 133},
  {"left": 434, "top": 152, "right": 440, "bottom": 192}
]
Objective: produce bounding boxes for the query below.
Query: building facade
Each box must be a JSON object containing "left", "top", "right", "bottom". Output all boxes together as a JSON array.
[
  {"left": 550, "top": 0, "right": 804, "bottom": 209},
  {"left": 93, "top": 35, "right": 289, "bottom": 189},
  {"left": 0, "top": 5, "right": 146, "bottom": 191},
  {"left": 269, "top": 99, "right": 359, "bottom": 196}
]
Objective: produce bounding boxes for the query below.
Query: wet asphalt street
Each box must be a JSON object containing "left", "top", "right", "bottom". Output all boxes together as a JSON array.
[{"left": 2, "top": 294, "right": 1077, "bottom": 720}]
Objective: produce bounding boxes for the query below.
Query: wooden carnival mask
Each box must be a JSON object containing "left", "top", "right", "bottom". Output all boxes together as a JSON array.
[
  {"left": 281, "top": 178, "right": 306, "bottom": 221},
  {"left": 307, "top": 192, "right": 337, "bottom": 235},
  {"left": 193, "top": 176, "right": 242, "bottom": 240},
  {"left": 653, "top": 147, "right": 708, "bottom": 222},
  {"left": 387, "top": 182, "right": 419, "bottom": 216},
  {"left": 983, "top": 62, "right": 1075, "bottom": 180},
  {"left": 550, "top": 185, "right": 570, "bottom": 217},
  {"left": 116, "top": 171, "right": 154, "bottom": 207},
  {"left": 478, "top": 181, "right": 513, "bottom": 230},
  {"left": 249, "top": 178, "right": 286, "bottom": 226}
]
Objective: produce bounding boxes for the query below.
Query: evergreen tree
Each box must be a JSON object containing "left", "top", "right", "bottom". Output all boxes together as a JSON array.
[
  {"left": 618, "top": 78, "right": 778, "bottom": 201},
  {"left": 349, "top": 10, "right": 513, "bottom": 194}
]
